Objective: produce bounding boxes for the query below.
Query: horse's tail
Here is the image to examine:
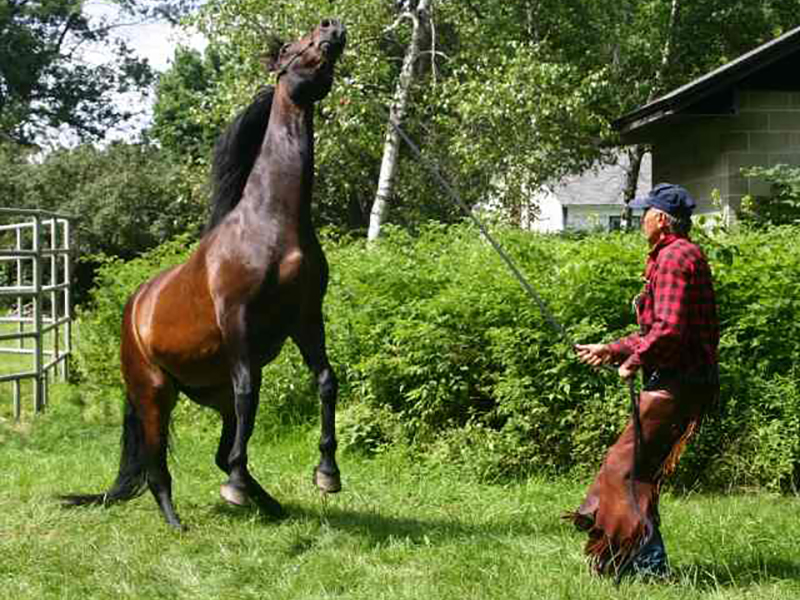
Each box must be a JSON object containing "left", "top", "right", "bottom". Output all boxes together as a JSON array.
[
  {"left": 205, "top": 85, "right": 275, "bottom": 233},
  {"left": 60, "top": 401, "right": 148, "bottom": 508}
]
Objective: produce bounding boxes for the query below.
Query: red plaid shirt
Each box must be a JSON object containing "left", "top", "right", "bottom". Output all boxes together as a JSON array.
[{"left": 608, "top": 234, "right": 719, "bottom": 373}]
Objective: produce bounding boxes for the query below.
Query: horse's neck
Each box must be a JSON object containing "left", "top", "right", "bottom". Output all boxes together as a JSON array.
[{"left": 242, "top": 91, "right": 314, "bottom": 227}]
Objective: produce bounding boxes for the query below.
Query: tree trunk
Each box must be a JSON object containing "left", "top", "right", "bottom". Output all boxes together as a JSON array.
[
  {"left": 622, "top": 0, "right": 680, "bottom": 227},
  {"left": 621, "top": 145, "right": 646, "bottom": 229},
  {"left": 367, "top": 0, "right": 432, "bottom": 242}
]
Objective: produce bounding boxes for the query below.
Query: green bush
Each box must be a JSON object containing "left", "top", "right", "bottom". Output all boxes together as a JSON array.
[
  {"left": 739, "top": 164, "right": 800, "bottom": 227},
  {"left": 325, "top": 224, "right": 643, "bottom": 477},
  {"left": 325, "top": 223, "right": 800, "bottom": 491},
  {"left": 72, "top": 223, "right": 800, "bottom": 491}
]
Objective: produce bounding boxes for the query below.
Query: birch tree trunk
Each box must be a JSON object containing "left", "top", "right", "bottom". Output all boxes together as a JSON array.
[{"left": 367, "top": 0, "right": 431, "bottom": 242}]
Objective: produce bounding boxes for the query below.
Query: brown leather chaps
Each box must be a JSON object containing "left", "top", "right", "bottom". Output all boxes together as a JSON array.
[{"left": 566, "top": 377, "right": 719, "bottom": 576}]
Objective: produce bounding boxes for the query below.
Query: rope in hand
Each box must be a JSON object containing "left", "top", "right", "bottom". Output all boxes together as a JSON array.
[{"left": 382, "top": 109, "right": 649, "bottom": 581}]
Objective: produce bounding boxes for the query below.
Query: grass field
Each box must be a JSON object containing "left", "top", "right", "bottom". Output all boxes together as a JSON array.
[{"left": 2, "top": 399, "right": 800, "bottom": 600}]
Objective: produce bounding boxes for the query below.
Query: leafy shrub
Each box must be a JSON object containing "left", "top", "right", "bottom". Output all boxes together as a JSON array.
[
  {"left": 73, "top": 222, "right": 800, "bottom": 491},
  {"left": 739, "top": 164, "right": 800, "bottom": 227},
  {"left": 0, "top": 141, "right": 210, "bottom": 304},
  {"left": 323, "top": 224, "right": 643, "bottom": 475},
  {"left": 324, "top": 223, "right": 800, "bottom": 491}
]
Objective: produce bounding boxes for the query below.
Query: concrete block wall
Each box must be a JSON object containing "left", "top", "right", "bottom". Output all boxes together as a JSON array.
[
  {"left": 652, "top": 119, "right": 729, "bottom": 215},
  {"left": 725, "top": 90, "right": 800, "bottom": 216},
  {"left": 651, "top": 90, "right": 800, "bottom": 221}
]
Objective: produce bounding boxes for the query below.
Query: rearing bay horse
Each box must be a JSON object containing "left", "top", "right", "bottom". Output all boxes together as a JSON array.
[{"left": 61, "top": 19, "right": 347, "bottom": 528}]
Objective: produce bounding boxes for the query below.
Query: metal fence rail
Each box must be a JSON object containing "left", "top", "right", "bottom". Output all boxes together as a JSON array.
[{"left": 0, "top": 207, "right": 74, "bottom": 419}]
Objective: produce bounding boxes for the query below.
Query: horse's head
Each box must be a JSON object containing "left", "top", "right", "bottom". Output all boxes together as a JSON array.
[{"left": 269, "top": 19, "right": 346, "bottom": 105}]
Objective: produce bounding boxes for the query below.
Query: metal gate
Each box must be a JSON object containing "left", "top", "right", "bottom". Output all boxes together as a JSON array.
[{"left": 0, "top": 208, "right": 74, "bottom": 419}]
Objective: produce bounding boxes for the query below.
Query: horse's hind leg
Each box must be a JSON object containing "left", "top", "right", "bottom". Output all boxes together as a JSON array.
[
  {"left": 133, "top": 382, "right": 182, "bottom": 528},
  {"left": 122, "top": 345, "right": 182, "bottom": 527},
  {"left": 293, "top": 321, "right": 341, "bottom": 494},
  {"left": 215, "top": 406, "right": 283, "bottom": 516}
]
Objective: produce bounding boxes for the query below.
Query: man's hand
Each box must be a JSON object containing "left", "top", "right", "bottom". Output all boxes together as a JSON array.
[
  {"left": 618, "top": 363, "right": 637, "bottom": 380},
  {"left": 574, "top": 343, "right": 612, "bottom": 367}
]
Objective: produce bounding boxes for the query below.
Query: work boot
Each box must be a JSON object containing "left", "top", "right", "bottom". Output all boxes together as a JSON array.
[{"left": 630, "top": 528, "right": 669, "bottom": 579}]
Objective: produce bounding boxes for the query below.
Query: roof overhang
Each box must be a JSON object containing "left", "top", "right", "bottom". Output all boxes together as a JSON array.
[{"left": 614, "top": 26, "right": 800, "bottom": 144}]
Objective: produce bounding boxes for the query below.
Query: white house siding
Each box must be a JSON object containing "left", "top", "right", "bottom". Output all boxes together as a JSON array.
[
  {"left": 525, "top": 189, "right": 564, "bottom": 232},
  {"left": 564, "top": 205, "right": 635, "bottom": 231},
  {"left": 526, "top": 152, "right": 652, "bottom": 233}
]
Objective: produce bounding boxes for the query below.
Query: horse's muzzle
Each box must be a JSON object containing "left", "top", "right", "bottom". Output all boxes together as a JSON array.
[{"left": 319, "top": 18, "right": 346, "bottom": 58}]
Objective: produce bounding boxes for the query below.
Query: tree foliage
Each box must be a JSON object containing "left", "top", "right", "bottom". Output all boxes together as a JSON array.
[
  {"left": 179, "top": 0, "right": 800, "bottom": 235},
  {"left": 188, "top": 0, "right": 417, "bottom": 232},
  {"left": 1, "top": 141, "right": 203, "bottom": 258},
  {"left": 0, "top": 139, "right": 206, "bottom": 301},
  {"left": 182, "top": 1, "right": 612, "bottom": 232},
  {"left": 150, "top": 46, "right": 223, "bottom": 161},
  {"left": 0, "top": 0, "right": 156, "bottom": 144}
]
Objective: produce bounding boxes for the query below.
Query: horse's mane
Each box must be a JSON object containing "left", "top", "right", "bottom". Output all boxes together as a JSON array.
[{"left": 205, "top": 86, "right": 275, "bottom": 232}]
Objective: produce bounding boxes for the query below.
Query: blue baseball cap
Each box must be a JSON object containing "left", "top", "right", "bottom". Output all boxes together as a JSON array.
[{"left": 630, "top": 183, "right": 696, "bottom": 217}]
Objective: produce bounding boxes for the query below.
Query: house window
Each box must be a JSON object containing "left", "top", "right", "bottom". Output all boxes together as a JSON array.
[{"left": 609, "top": 215, "right": 642, "bottom": 231}]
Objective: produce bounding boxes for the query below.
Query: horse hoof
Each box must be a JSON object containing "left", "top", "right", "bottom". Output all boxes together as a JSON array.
[
  {"left": 220, "top": 483, "right": 250, "bottom": 507},
  {"left": 313, "top": 467, "right": 342, "bottom": 494}
]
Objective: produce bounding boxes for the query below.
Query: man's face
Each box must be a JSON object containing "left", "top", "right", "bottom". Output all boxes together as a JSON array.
[{"left": 641, "top": 207, "right": 667, "bottom": 246}]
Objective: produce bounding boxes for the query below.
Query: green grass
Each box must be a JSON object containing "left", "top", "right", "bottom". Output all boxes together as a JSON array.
[{"left": 2, "top": 399, "right": 800, "bottom": 600}]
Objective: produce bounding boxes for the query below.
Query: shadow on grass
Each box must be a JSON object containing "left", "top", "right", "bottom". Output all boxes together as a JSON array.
[
  {"left": 673, "top": 556, "right": 800, "bottom": 589},
  {"left": 206, "top": 496, "right": 565, "bottom": 549}
]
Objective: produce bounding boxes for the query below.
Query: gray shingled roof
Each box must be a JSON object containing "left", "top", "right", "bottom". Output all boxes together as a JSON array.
[{"left": 546, "top": 153, "right": 651, "bottom": 206}]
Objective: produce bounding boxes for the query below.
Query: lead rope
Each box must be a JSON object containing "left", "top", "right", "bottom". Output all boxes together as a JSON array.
[
  {"left": 384, "top": 112, "right": 648, "bottom": 582},
  {"left": 384, "top": 111, "right": 572, "bottom": 346}
]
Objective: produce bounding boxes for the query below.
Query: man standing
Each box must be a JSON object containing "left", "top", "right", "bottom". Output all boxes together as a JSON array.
[{"left": 570, "top": 183, "right": 720, "bottom": 578}]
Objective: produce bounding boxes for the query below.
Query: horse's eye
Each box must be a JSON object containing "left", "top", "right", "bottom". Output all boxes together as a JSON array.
[{"left": 280, "top": 43, "right": 291, "bottom": 55}]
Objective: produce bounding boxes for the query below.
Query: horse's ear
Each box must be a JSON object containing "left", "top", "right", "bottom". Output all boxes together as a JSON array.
[{"left": 263, "top": 34, "right": 284, "bottom": 73}]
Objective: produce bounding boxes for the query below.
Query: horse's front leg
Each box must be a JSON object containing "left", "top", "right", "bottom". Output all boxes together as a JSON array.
[
  {"left": 217, "top": 307, "right": 283, "bottom": 516},
  {"left": 293, "top": 321, "right": 341, "bottom": 494},
  {"left": 219, "top": 353, "right": 262, "bottom": 507},
  {"left": 314, "top": 361, "right": 341, "bottom": 493}
]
